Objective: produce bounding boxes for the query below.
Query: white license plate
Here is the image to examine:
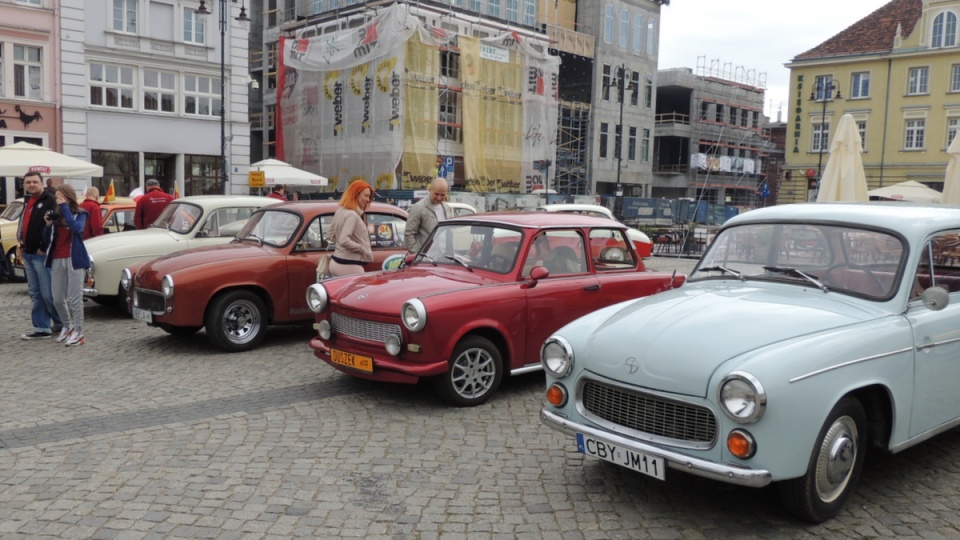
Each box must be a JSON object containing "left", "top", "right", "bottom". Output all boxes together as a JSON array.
[
  {"left": 576, "top": 433, "right": 666, "bottom": 481},
  {"left": 13, "top": 267, "right": 24, "bottom": 278},
  {"left": 132, "top": 307, "right": 153, "bottom": 323}
]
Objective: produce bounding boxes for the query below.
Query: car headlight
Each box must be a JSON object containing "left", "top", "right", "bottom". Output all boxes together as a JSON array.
[
  {"left": 719, "top": 371, "right": 766, "bottom": 424},
  {"left": 401, "top": 299, "right": 427, "bottom": 332},
  {"left": 541, "top": 336, "right": 574, "bottom": 378},
  {"left": 385, "top": 334, "right": 402, "bottom": 356},
  {"left": 306, "top": 284, "right": 328, "bottom": 313},
  {"left": 120, "top": 268, "right": 132, "bottom": 291},
  {"left": 161, "top": 275, "right": 174, "bottom": 298}
]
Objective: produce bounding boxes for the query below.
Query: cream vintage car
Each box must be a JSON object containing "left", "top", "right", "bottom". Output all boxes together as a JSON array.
[
  {"left": 0, "top": 198, "right": 25, "bottom": 282},
  {"left": 83, "top": 195, "right": 282, "bottom": 305}
]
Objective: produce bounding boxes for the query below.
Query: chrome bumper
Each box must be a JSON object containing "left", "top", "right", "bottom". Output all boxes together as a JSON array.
[
  {"left": 540, "top": 408, "right": 772, "bottom": 488},
  {"left": 82, "top": 287, "right": 99, "bottom": 297}
]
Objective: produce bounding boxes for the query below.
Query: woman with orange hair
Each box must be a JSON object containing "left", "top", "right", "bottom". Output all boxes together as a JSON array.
[{"left": 327, "top": 180, "right": 374, "bottom": 277}]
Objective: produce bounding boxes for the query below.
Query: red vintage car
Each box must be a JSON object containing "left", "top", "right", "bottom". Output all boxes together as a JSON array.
[
  {"left": 123, "top": 201, "right": 408, "bottom": 352},
  {"left": 306, "top": 212, "right": 685, "bottom": 406}
]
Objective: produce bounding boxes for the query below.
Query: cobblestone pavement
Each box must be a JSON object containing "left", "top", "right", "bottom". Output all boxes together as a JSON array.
[{"left": 2, "top": 256, "right": 960, "bottom": 539}]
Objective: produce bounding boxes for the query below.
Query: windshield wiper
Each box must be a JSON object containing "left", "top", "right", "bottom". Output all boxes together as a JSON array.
[
  {"left": 697, "top": 265, "right": 744, "bottom": 281},
  {"left": 763, "top": 265, "right": 827, "bottom": 292},
  {"left": 415, "top": 252, "right": 437, "bottom": 266},
  {"left": 445, "top": 254, "right": 473, "bottom": 272}
]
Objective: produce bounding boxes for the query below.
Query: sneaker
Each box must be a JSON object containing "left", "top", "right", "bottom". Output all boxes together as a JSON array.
[
  {"left": 64, "top": 331, "right": 85, "bottom": 347},
  {"left": 21, "top": 331, "right": 52, "bottom": 340},
  {"left": 56, "top": 327, "right": 72, "bottom": 343}
]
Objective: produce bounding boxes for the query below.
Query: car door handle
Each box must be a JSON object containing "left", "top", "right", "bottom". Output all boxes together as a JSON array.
[{"left": 584, "top": 284, "right": 600, "bottom": 290}]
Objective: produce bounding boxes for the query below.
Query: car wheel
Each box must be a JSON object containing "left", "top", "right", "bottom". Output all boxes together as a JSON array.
[
  {"left": 157, "top": 324, "right": 202, "bottom": 337},
  {"left": 204, "top": 290, "right": 267, "bottom": 352},
  {"left": 5, "top": 248, "right": 24, "bottom": 282},
  {"left": 778, "top": 396, "right": 867, "bottom": 523},
  {"left": 433, "top": 335, "right": 503, "bottom": 407}
]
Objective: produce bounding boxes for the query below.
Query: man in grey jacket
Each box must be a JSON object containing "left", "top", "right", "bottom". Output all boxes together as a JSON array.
[{"left": 404, "top": 177, "right": 451, "bottom": 253}]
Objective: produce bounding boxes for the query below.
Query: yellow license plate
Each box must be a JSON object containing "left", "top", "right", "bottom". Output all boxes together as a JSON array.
[{"left": 330, "top": 348, "right": 374, "bottom": 373}]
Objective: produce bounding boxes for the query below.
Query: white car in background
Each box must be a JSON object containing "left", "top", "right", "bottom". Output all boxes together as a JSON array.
[
  {"left": 537, "top": 203, "right": 653, "bottom": 257},
  {"left": 83, "top": 195, "right": 283, "bottom": 306}
]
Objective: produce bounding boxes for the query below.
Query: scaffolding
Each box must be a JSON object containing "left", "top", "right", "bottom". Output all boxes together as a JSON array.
[{"left": 555, "top": 100, "right": 590, "bottom": 195}]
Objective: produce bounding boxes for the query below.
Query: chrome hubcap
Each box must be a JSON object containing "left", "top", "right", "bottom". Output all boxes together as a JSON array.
[
  {"left": 223, "top": 300, "right": 260, "bottom": 343},
  {"left": 815, "top": 415, "right": 858, "bottom": 503}
]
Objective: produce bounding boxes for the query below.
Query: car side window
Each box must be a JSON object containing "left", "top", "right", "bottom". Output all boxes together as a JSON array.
[
  {"left": 199, "top": 207, "right": 260, "bottom": 238},
  {"left": 294, "top": 217, "right": 328, "bottom": 251},
  {"left": 523, "top": 230, "right": 588, "bottom": 277},
  {"left": 914, "top": 231, "right": 960, "bottom": 296},
  {"left": 367, "top": 213, "right": 405, "bottom": 249},
  {"left": 589, "top": 228, "right": 637, "bottom": 271}
]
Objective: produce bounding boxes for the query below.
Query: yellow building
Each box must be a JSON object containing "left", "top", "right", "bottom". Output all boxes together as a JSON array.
[{"left": 780, "top": 0, "right": 960, "bottom": 203}]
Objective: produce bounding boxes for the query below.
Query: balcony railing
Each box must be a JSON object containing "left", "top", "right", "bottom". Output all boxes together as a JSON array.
[{"left": 655, "top": 112, "right": 690, "bottom": 125}]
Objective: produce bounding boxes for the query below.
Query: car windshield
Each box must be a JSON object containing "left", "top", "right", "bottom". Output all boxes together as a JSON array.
[
  {"left": 237, "top": 209, "right": 302, "bottom": 247},
  {"left": 153, "top": 202, "right": 203, "bottom": 234},
  {"left": 0, "top": 200, "right": 23, "bottom": 221},
  {"left": 694, "top": 223, "right": 905, "bottom": 299},
  {"left": 417, "top": 223, "right": 523, "bottom": 274}
]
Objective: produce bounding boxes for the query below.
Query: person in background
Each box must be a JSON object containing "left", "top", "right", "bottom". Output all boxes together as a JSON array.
[
  {"left": 80, "top": 186, "right": 103, "bottom": 239},
  {"left": 404, "top": 177, "right": 450, "bottom": 253},
  {"left": 327, "top": 181, "right": 373, "bottom": 277},
  {"left": 45, "top": 185, "right": 91, "bottom": 347},
  {"left": 267, "top": 184, "right": 287, "bottom": 201},
  {"left": 134, "top": 178, "right": 174, "bottom": 229},
  {"left": 17, "top": 171, "right": 62, "bottom": 339},
  {"left": 45, "top": 178, "right": 56, "bottom": 196}
]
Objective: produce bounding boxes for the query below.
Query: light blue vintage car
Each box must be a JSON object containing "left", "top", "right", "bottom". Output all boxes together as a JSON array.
[{"left": 540, "top": 203, "right": 960, "bottom": 523}]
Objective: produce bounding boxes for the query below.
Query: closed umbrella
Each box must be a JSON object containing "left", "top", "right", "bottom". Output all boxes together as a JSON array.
[
  {"left": 942, "top": 133, "right": 960, "bottom": 205},
  {"left": 0, "top": 141, "right": 103, "bottom": 177},
  {"left": 249, "top": 159, "right": 328, "bottom": 187},
  {"left": 816, "top": 114, "right": 869, "bottom": 203}
]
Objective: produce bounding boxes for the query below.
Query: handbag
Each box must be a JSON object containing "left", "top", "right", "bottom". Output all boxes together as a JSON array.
[{"left": 316, "top": 253, "right": 332, "bottom": 281}]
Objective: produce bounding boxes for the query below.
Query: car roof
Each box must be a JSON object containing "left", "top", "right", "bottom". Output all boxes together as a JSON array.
[
  {"left": 257, "top": 200, "right": 408, "bottom": 216},
  {"left": 538, "top": 203, "right": 614, "bottom": 219},
  {"left": 727, "top": 202, "right": 960, "bottom": 237},
  {"left": 449, "top": 211, "right": 625, "bottom": 229}
]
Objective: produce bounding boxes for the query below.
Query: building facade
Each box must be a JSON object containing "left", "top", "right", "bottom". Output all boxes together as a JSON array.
[
  {"left": 59, "top": 0, "right": 251, "bottom": 199},
  {"left": 0, "top": 0, "right": 60, "bottom": 202},
  {"left": 780, "top": 0, "right": 959, "bottom": 203}
]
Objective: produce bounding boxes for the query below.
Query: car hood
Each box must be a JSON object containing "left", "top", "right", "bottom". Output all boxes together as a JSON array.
[
  {"left": 331, "top": 266, "right": 502, "bottom": 315},
  {"left": 85, "top": 227, "right": 184, "bottom": 259},
  {"left": 140, "top": 242, "right": 268, "bottom": 278},
  {"left": 572, "top": 282, "right": 884, "bottom": 397}
]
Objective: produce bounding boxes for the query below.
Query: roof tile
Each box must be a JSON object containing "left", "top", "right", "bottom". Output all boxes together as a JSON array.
[{"left": 793, "top": 0, "right": 922, "bottom": 60}]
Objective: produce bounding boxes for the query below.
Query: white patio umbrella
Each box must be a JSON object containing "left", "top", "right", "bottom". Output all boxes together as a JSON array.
[
  {"left": 249, "top": 158, "right": 328, "bottom": 187},
  {"left": 868, "top": 180, "right": 942, "bottom": 203},
  {"left": 0, "top": 141, "right": 103, "bottom": 177},
  {"left": 942, "top": 133, "right": 960, "bottom": 205},
  {"left": 816, "top": 114, "right": 869, "bottom": 203}
]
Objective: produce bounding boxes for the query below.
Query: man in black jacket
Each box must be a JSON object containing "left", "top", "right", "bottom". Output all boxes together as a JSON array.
[{"left": 17, "top": 171, "right": 62, "bottom": 339}]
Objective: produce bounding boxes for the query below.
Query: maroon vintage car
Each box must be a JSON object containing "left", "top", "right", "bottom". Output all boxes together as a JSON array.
[
  {"left": 306, "top": 212, "right": 685, "bottom": 406},
  {"left": 123, "top": 201, "right": 408, "bottom": 352}
]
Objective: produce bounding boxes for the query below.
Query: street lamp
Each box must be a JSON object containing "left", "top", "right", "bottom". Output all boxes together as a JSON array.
[
  {"left": 809, "top": 78, "right": 842, "bottom": 191},
  {"left": 607, "top": 64, "right": 637, "bottom": 220},
  {"left": 196, "top": 0, "right": 250, "bottom": 195}
]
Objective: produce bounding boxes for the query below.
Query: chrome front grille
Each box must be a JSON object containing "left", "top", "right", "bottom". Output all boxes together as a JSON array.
[
  {"left": 581, "top": 379, "right": 717, "bottom": 445},
  {"left": 331, "top": 313, "right": 401, "bottom": 344},
  {"left": 135, "top": 289, "right": 165, "bottom": 312}
]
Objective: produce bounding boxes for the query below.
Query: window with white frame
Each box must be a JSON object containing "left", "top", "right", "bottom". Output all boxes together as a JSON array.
[
  {"left": 488, "top": 0, "right": 500, "bottom": 18},
  {"left": 628, "top": 127, "right": 637, "bottom": 161},
  {"left": 143, "top": 69, "right": 176, "bottom": 113},
  {"left": 947, "top": 116, "right": 960, "bottom": 147},
  {"left": 310, "top": 0, "right": 322, "bottom": 15},
  {"left": 641, "top": 128, "right": 650, "bottom": 162},
  {"left": 619, "top": 9, "right": 629, "bottom": 48},
  {"left": 16, "top": 0, "right": 41, "bottom": 5},
  {"left": 522, "top": 0, "right": 535, "bottom": 26},
  {"left": 856, "top": 119, "right": 867, "bottom": 151},
  {"left": 438, "top": 91, "right": 461, "bottom": 142},
  {"left": 646, "top": 18, "right": 656, "bottom": 54},
  {"left": 904, "top": 117, "right": 925, "bottom": 149},
  {"left": 644, "top": 74, "right": 653, "bottom": 108},
  {"left": 604, "top": 5, "right": 615, "bottom": 45},
  {"left": 632, "top": 14, "right": 643, "bottom": 52},
  {"left": 812, "top": 121, "right": 829, "bottom": 152},
  {"left": 741, "top": 109, "right": 749, "bottom": 128},
  {"left": 113, "top": 0, "right": 137, "bottom": 33},
  {"left": 932, "top": 11, "right": 958, "bottom": 48},
  {"left": 506, "top": 0, "right": 518, "bottom": 22},
  {"left": 440, "top": 50, "right": 459, "bottom": 79},
  {"left": 851, "top": 72, "right": 870, "bottom": 98},
  {"left": 184, "top": 74, "right": 221, "bottom": 117},
  {"left": 630, "top": 71, "right": 639, "bottom": 106},
  {"left": 469, "top": 0, "right": 481, "bottom": 12},
  {"left": 601, "top": 64, "right": 611, "bottom": 101},
  {"left": 908, "top": 67, "right": 929, "bottom": 95},
  {"left": 14, "top": 45, "right": 42, "bottom": 99},
  {"left": 813, "top": 75, "right": 834, "bottom": 101},
  {"left": 599, "top": 122, "right": 609, "bottom": 159},
  {"left": 89, "top": 63, "right": 134, "bottom": 109},
  {"left": 183, "top": 6, "right": 205, "bottom": 44},
  {"left": 952, "top": 64, "right": 960, "bottom": 92}
]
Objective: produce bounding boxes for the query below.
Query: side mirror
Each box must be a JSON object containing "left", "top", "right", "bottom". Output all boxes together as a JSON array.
[
  {"left": 922, "top": 286, "right": 950, "bottom": 311},
  {"left": 522, "top": 265, "right": 549, "bottom": 289}
]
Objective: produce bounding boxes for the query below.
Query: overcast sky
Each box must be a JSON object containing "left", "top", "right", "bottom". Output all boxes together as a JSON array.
[{"left": 658, "top": 0, "right": 892, "bottom": 121}]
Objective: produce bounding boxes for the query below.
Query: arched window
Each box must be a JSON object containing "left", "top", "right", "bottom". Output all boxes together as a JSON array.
[{"left": 932, "top": 11, "right": 958, "bottom": 48}]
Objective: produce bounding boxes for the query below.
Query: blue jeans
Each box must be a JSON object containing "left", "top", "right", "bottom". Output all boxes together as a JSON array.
[{"left": 23, "top": 252, "right": 61, "bottom": 333}]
